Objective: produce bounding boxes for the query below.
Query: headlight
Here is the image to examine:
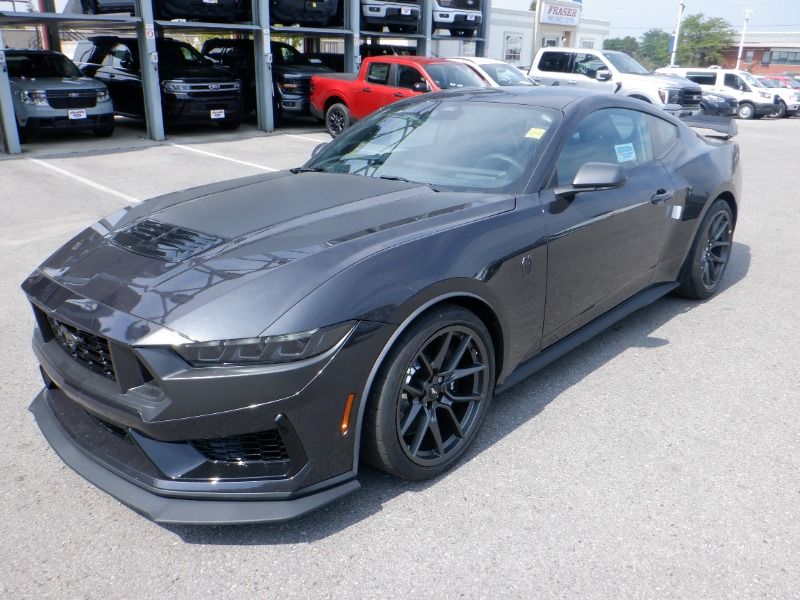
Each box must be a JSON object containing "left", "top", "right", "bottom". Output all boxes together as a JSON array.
[
  {"left": 173, "top": 321, "right": 356, "bottom": 367},
  {"left": 278, "top": 81, "right": 300, "bottom": 92},
  {"left": 96, "top": 89, "right": 110, "bottom": 102},
  {"left": 658, "top": 88, "right": 681, "bottom": 105},
  {"left": 162, "top": 80, "right": 192, "bottom": 93},
  {"left": 19, "top": 90, "right": 48, "bottom": 106}
]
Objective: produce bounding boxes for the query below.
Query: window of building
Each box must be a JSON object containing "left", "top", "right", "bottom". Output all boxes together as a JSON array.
[
  {"left": 745, "top": 50, "right": 754, "bottom": 63},
  {"left": 503, "top": 33, "right": 523, "bottom": 64},
  {"left": 769, "top": 50, "right": 800, "bottom": 65},
  {"left": 580, "top": 39, "right": 594, "bottom": 49}
]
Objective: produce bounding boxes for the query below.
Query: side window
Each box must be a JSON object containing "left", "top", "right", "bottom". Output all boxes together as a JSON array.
[
  {"left": 538, "top": 51, "right": 572, "bottom": 73},
  {"left": 366, "top": 62, "right": 390, "bottom": 85},
  {"left": 110, "top": 45, "right": 134, "bottom": 69},
  {"left": 572, "top": 53, "right": 605, "bottom": 78},
  {"left": 397, "top": 65, "right": 426, "bottom": 90},
  {"left": 724, "top": 73, "right": 747, "bottom": 92},
  {"left": 685, "top": 72, "right": 716, "bottom": 86},
  {"left": 553, "top": 108, "right": 654, "bottom": 187},
  {"left": 645, "top": 114, "right": 679, "bottom": 158}
]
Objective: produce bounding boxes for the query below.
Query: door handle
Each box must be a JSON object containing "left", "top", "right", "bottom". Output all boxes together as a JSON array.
[
  {"left": 362, "top": 87, "right": 372, "bottom": 92},
  {"left": 651, "top": 189, "right": 675, "bottom": 204},
  {"left": 393, "top": 92, "right": 405, "bottom": 97}
]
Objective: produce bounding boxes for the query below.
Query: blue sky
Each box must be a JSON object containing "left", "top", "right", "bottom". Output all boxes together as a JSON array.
[{"left": 495, "top": 0, "right": 800, "bottom": 39}]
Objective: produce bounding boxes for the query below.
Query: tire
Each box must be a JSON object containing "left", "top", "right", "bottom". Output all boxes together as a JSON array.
[
  {"left": 93, "top": 123, "right": 114, "bottom": 138},
  {"left": 17, "top": 125, "right": 28, "bottom": 144},
  {"left": 363, "top": 305, "right": 495, "bottom": 481},
  {"left": 776, "top": 100, "right": 788, "bottom": 118},
  {"left": 737, "top": 102, "right": 755, "bottom": 120},
  {"left": 218, "top": 119, "right": 241, "bottom": 130},
  {"left": 325, "top": 102, "right": 350, "bottom": 137},
  {"left": 676, "top": 198, "right": 735, "bottom": 299}
]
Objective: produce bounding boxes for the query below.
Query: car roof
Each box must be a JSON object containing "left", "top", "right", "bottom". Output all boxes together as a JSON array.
[
  {"left": 418, "top": 86, "right": 608, "bottom": 110},
  {"left": 451, "top": 57, "right": 506, "bottom": 66}
]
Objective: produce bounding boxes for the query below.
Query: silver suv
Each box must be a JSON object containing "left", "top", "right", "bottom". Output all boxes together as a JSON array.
[{"left": 6, "top": 49, "right": 114, "bottom": 142}]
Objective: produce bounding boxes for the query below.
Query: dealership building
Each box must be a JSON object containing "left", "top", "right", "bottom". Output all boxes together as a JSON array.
[{"left": 721, "top": 31, "right": 800, "bottom": 75}]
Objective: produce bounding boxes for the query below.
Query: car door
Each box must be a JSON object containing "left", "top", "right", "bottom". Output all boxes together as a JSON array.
[
  {"left": 531, "top": 50, "right": 574, "bottom": 86},
  {"left": 539, "top": 107, "right": 677, "bottom": 346},
  {"left": 351, "top": 61, "right": 395, "bottom": 119},
  {"left": 395, "top": 64, "right": 428, "bottom": 99}
]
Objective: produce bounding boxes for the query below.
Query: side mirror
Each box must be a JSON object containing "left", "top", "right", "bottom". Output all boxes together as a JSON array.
[
  {"left": 412, "top": 81, "right": 430, "bottom": 93},
  {"left": 311, "top": 142, "right": 328, "bottom": 157},
  {"left": 595, "top": 68, "right": 612, "bottom": 82},
  {"left": 554, "top": 162, "right": 627, "bottom": 198}
]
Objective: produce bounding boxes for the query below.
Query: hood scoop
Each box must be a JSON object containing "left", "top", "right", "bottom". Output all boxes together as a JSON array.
[{"left": 111, "top": 219, "right": 225, "bottom": 262}]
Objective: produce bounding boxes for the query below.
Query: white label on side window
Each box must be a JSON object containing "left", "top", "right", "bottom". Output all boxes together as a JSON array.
[{"left": 614, "top": 143, "right": 636, "bottom": 163}]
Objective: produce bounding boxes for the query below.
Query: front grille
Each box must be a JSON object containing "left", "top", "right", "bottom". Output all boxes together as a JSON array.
[
  {"left": 111, "top": 219, "right": 225, "bottom": 262},
  {"left": 184, "top": 82, "right": 240, "bottom": 93},
  {"left": 48, "top": 316, "right": 116, "bottom": 381},
  {"left": 679, "top": 88, "right": 702, "bottom": 107},
  {"left": 91, "top": 413, "right": 130, "bottom": 440},
  {"left": 46, "top": 90, "right": 97, "bottom": 109},
  {"left": 192, "top": 430, "right": 290, "bottom": 464}
]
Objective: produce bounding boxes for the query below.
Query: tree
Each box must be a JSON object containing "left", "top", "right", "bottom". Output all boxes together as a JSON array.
[
  {"left": 604, "top": 36, "right": 639, "bottom": 57},
  {"left": 638, "top": 29, "right": 671, "bottom": 69},
  {"left": 675, "top": 13, "right": 735, "bottom": 67}
]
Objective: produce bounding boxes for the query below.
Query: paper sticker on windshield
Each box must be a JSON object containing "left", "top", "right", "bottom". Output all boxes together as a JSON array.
[
  {"left": 614, "top": 143, "right": 636, "bottom": 163},
  {"left": 525, "top": 127, "right": 546, "bottom": 140}
]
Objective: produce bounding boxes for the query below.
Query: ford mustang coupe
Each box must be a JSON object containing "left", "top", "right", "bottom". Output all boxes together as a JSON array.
[{"left": 22, "top": 87, "right": 741, "bottom": 524}]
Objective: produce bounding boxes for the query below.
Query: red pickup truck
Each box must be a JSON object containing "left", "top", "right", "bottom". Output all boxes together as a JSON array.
[{"left": 310, "top": 55, "right": 486, "bottom": 136}]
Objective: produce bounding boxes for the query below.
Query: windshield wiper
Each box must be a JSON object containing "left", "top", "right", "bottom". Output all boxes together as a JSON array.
[
  {"left": 378, "top": 175, "right": 441, "bottom": 192},
  {"left": 290, "top": 166, "right": 326, "bottom": 174}
]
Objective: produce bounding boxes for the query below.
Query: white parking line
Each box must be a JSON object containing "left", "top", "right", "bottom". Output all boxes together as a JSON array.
[
  {"left": 26, "top": 158, "right": 140, "bottom": 204},
  {"left": 284, "top": 134, "right": 331, "bottom": 144},
  {"left": 170, "top": 143, "right": 279, "bottom": 171}
]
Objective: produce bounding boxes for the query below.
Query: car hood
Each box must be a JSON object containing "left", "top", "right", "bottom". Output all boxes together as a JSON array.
[
  {"left": 627, "top": 72, "right": 700, "bottom": 90},
  {"left": 12, "top": 76, "right": 106, "bottom": 91},
  {"left": 31, "top": 172, "right": 514, "bottom": 341},
  {"left": 158, "top": 64, "right": 235, "bottom": 80}
]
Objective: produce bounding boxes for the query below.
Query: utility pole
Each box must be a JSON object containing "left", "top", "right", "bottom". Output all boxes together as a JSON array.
[
  {"left": 735, "top": 9, "right": 753, "bottom": 70},
  {"left": 669, "top": 1, "right": 685, "bottom": 67}
]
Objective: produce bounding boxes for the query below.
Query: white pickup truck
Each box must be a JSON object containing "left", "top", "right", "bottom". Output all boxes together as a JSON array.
[{"left": 528, "top": 47, "right": 702, "bottom": 117}]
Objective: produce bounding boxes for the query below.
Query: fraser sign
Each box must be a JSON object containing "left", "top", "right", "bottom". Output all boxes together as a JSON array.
[{"left": 540, "top": 1, "right": 581, "bottom": 26}]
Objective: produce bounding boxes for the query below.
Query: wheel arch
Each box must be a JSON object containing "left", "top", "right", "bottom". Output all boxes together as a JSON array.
[
  {"left": 351, "top": 290, "right": 506, "bottom": 473},
  {"left": 324, "top": 95, "right": 347, "bottom": 112}
]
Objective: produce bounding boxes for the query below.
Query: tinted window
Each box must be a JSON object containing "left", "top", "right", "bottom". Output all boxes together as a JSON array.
[
  {"left": 724, "top": 73, "right": 748, "bottom": 92},
  {"left": 397, "top": 65, "right": 426, "bottom": 90},
  {"left": 273, "top": 43, "right": 310, "bottom": 66},
  {"left": 367, "top": 62, "right": 391, "bottom": 85},
  {"left": 158, "top": 42, "right": 208, "bottom": 67},
  {"left": 6, "top": 52, "right": 81, "bottom": 78},
  {"left": 685, "top": 72, "right": 717, "bottom": 86},
  {"left": 645, "top": 114, "right": 679, "bottom": 158},
  {"left": 539, "top": 51, "right": 572, "bottom": 73},
  {"left": 554, "top": 108, "right": 654, "bottom": 186},
  {"left": 602, "top": 51, "right": 649, "bottom": 74},
  {"left": 424, "top": 62, "right": 486, "bottom": 89}
]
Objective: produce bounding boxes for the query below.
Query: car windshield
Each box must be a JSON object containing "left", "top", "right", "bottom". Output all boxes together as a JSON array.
[
  {"left": 7, "top": 53, "right": 82, "bottom": 78},
  {"left": 481, "top": 63, "right": 534, "bottom": 86},
  {"left": 602, "top": 51, "right": 649, "bottom": 74},
  {"left": 273, "top": 44, "right": 312, "bottom": 66},
  {"left": 157, "top": 42, "right": 209, "bottom": 67},
  {"left": 760, "top": 78, "right": 779, "bottom": 88},
  {"left": 426, "top": 63, "right": 488, "bottom": 89},
  {"left": 739, "top": 71, "right": 764, "bottom": 88},
  {"left": 307, "top": 99, "right": 559, "bottom": 193}
]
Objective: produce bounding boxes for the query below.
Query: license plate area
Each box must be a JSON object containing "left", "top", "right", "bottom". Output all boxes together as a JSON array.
[
  {"left": 210, "top": 109, "right": 225, "bottom": 119},
  {"left": 68, "top": 109, "right": 87, "bottom": 120}
]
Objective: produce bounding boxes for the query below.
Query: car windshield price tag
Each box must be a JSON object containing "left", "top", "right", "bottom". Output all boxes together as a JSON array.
[
  {"left": 68, "top": 109, "right": 87, "bottom": 120},
  {"left": 210, "top": 109, "right": 225, "bottom": 119},
  {"left": 401, "top": 7, "right": 411, "bottom": 14}
]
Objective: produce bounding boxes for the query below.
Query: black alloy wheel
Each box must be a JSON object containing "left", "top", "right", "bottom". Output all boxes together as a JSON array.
[
  {"left": 677, "top": 198, "right": 734, "bottom": 299},
  {"left": 364, "top": 306, "right": 495, "bottom": 480},
  {"left": 325, "top": 102, "right": 350, "bottom": 137}
]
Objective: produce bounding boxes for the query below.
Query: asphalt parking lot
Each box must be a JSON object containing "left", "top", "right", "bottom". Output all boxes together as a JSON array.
[{"left": 1, "top": 115, "right": 799, "bottom": 599}]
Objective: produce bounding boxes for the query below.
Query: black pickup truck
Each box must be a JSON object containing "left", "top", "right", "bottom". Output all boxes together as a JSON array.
[
  {"left": 201, "top": 38, "right": 332, "bottom": 120},
  {"left": 74, "top": 36, "right": 243, "bottom": 129}
]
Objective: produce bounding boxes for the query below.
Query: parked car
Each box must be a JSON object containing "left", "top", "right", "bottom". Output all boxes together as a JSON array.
[
  {"left": 361, "top": 0, "right": 421, "bottom": 33},
  {"left": 310, "top": 55, "right": 486, "bottom": 135},
  {"left": 22, "top": 87, "right": 742, "bottom": 524},
  {"left": 270, "top": 0, "right": 339, "bottom": 27},
  {"left": 5, "top": 49, "right": 114, "bottom": 142},
  {"left": 756, "top": 77, "right": 800, "bottom": 117},
  {"left": 760, "top": 75, "right": 800, "bottom": 90},
  {"left": 699, "top": 91, "right": 738, "bottom": 117},
  {"left": 80, "top": 0, "right": 247, "bottom": 21},
  {"left": 73, "top": 36, "right": 242, "bottom": 129},
  {"left": 657, "top": 67, "right": 781, "bottom": 120},
  {"left": 530, "top": 48, "right": 703, "bottom": 118},
  {"left": 201, "top": 38, "right": 332, "bottom": 118},
  {"left": 450, "top": 56, "right": 536, "bottom": 87},
  {"left": 432, "top": 0, "right": 482, "bottom": 37},
  {"left": 309, "top": 43, "right": 416, "bottom": 72}
]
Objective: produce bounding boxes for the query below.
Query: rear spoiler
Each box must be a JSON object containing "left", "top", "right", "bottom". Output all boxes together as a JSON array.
[{"left": 680, "top": 115, "right": 738, "bottom": 139}]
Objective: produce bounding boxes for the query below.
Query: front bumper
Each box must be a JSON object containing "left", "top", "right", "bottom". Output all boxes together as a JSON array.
[
  {"left": 162, "top": 94, "right": 242, "bottom": 124},
  {"left": 23, "top": 274, "right": 395, "bottom": 523},
  {"left": 23, "top": 114, "right": 114, "bottom": 131},
  {"left": 433, "top": 9, "right": 482, "bottom": 27}
]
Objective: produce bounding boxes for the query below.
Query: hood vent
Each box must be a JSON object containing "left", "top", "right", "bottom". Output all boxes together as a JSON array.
[{"left": 111, "top": 219, "right": 225, "bottom": 262}]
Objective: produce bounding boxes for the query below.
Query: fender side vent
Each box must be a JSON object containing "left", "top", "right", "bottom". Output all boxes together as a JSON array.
[{"left": 111, "top": 219, "right": 225, "bottom": 262}]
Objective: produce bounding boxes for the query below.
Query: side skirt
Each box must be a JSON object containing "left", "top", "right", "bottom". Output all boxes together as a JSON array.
[{"left": 495, "top": 282, "right": 679, "bottom": 394}]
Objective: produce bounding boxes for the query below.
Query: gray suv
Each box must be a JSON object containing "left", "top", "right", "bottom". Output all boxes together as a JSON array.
[{"left": 6, "top": 49, "right": 114, "bottom": 142}]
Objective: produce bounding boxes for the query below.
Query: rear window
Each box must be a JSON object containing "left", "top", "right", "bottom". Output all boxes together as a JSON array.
[{"left": 538, "top": 51, "right": 571, "bottom": 73}]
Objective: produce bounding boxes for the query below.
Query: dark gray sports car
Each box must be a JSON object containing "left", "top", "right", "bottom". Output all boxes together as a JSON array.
[{"left": 22, "top": 87, "right": 741, "bottom": 524}]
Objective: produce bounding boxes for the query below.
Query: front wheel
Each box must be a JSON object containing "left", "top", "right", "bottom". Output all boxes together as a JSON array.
[
  {"left": 325, "top": 102, "right": 350, "bottom": 137},
  {"left": 776, "top": 100, "right": 788, "bottom": 118},
  {"left": 363, "top": 306, "right": 495, "bottom": 481},
  {"left": 737, "top": 102, "right": 755, "bottom": 120},
  {"left": 676, "top": 198, "right": 735, "bottom": 299},
  {"left": 93, "top": 123, "right": 114, "bottom": 138}
]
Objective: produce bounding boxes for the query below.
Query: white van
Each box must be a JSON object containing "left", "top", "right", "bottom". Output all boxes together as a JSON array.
[{"left": 657, "top": 67, "right": 786, "bottom": 119}]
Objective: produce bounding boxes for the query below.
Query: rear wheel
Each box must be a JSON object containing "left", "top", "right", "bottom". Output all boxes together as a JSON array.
[
  {"left": 676, "top": 198, "right": 734, "bottom": 299},
  {"left": 737, "top": 102, "right": 755, "bottom": 120},
  {"left": 776, "top": 100, "right": 788, "bottom": 118},
  {"left": 325, "top": 102, "right": 350, "bottom": 137},
  {"left": 363, "top": 306, "right": 495, "bottom": 480}
]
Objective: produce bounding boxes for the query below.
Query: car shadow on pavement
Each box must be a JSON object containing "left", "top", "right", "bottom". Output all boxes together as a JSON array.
[{"left": 167, "top": 242, "right": 751, "bottom": 545}]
